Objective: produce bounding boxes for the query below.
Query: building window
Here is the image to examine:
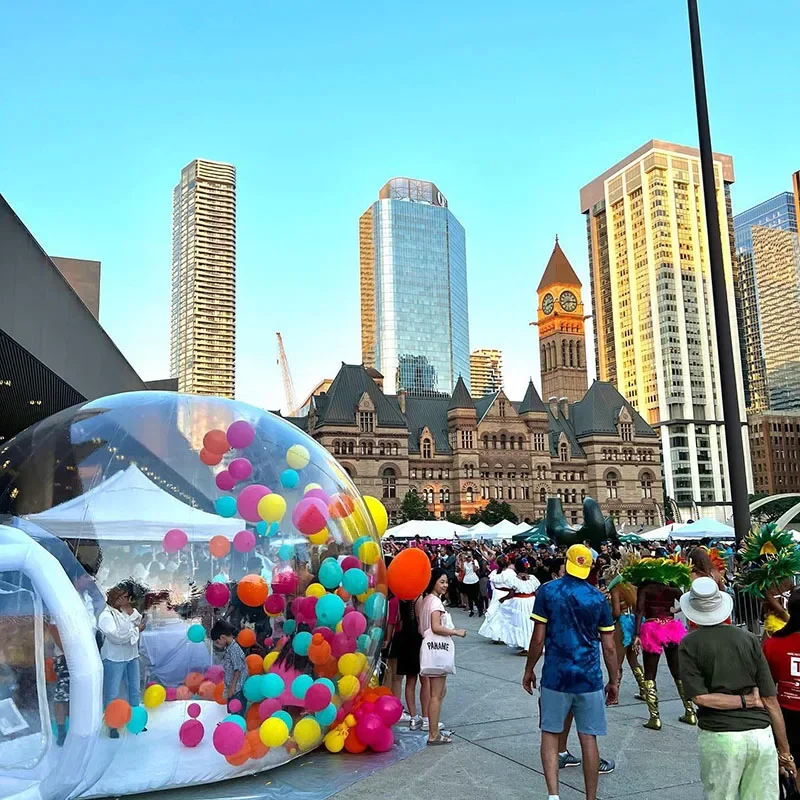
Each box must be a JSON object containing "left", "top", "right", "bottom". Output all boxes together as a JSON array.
[
  {"left": 411, "top": 468, "right": 417, "bottom": 479},
  {"left": 422, "top": 438, "right": 432, "bottom": 459},
  {"left": 466, "top": 488, "right": 474, "bottom": 503},
  {"left": 359, "top": 411, "right": 375, "bottom": 432},
  {"left": 500, "top": 434, "right": 507, "bottom": 449},
  {"left": 539, "top": 487, "right": 547, "bottom": 503},
  {"left": 360, "top": 442, "right": 367, "bottom": 455},
  {"left": 382, "top": 467, "right": 397, "bottom": 499},
  {"left": 334, "top": 441, "right": 340, "bottom": 455},
  {"left": 508, "top": 486, "right": 516, "bottom": 500},
  {"left": 641, "top": 471, "right": 653, "bottom": 499},
  {"left": 569, "top": 341, "right": 574, "bottom": 367},
  {"left": 570, "top": 511, "right": 578, "bottom": 525},
  {"left": 519, "top": 436, "right": 525, "bottom": 449},
  {"left": 492, "top": 436, "right": 497, "bottom": 449},
  {"left": 465, "top": 464, "right": 474, "bottom": 478},
  {"left": 620, "top": 422, "right": 633, "bottom": 442},
  {"left": 571, "top": 489, "right": 577, "bottom": 504},
  {"left": 379, "top": 442, "right": 386, "bottom": 456},
  {"left": 393, "top": 443, "right": 399, "bottom": 456},
  {"left": 444, "top": 489, "right": 450, "bottom": 503},
  {"left": 482, "top": 435, "right": 489, "bottom": 449},
  {"left": 461, "top": 430, "right": 474, "bottom": 449},
  {"left": 644, "top": 510, "right": 655, "bottom": 526},
  {"left": 534, "top": 433, "right": 546, "bottom": 451},
  {"left": 347, "top": 441, "right": 354, "bottom": 455},
  {"left": 606, "top": 471, "right": 619, "bottom": 499},
  {"left": 499, "top": 400, "right": 506, "bottom": 417},
  {"left": 560, "top": 443, "right": 568, "bottom": 462},
  {"left": 367, "top": 442, "right": 373, "bottom": 456}
]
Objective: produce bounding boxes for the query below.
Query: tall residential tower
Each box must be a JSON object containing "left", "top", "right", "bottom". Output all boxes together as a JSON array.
[
  {"left": 580, "top": 140, "right": 751, "bottom": 520},
  {"left": 470, "top": 349, "right": 503, "bottom": 396},
  {"left": 170, "top": 159, "right": 236, "bottom": 397},
  {"left": 360, "top": 178, "right": 469, "bottom": 396}
]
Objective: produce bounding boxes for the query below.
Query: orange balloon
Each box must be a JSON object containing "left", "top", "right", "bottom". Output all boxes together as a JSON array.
[
  {"left": 214, "top": 681, "right": 226, "bottom": 705},
  {"left": 225, "top": 739, "right": 251, "bottom": 766},
  {"left": 209, "top": 535, "right": 231, "bottom": 559},
  {"left": 176, "top": 686, "right": 192, "bottom": 701},
  {"left": 45, "top": 657, "right": 56, "bottom": 684},
  {"left": 374, "top": 686, "right": 392, "bottom": 697},
  {"left": 237, "top": 628, "right": 257, "bottom": 648},
  {"left": 329, "top": 493, "right": 355, "bottom": 519},
  {"left": 200, "top": 448, "right": 223, "bottom": 466},
  {"left": 343, "top": 729, "right": 368, "bottom": 754},
  {"left": 315, "top": 655, "right": 339, "bottom": 679},
  {"left": 246, "top": 654, "right": 264, "bottom": 675},
  {"left": 203, "top": 429, "right": 230, "bottom": 455},
  {"left": 375, "top": 556, "right": 387, "bottom": 587},
  {"left": 104, "top": 698, "right": 132, "bottom": 729},
  {"left": 336, "top": 587, "right": 351, "bottom": 602},
  {"left": 387, "top": 547, "right": 432, "bottom": 600},
  {"left": 237, "top": 574, "right": 269, "bottom": 607},
  {"left": 199, "top": 680, "right": 216, "bottom": 699},
  {"left": 247, "top": 727, "right": 269, "bottom": 759},
  {"left": 245, "top": 704, "right": 262, "bottom": 731},
  {"left": 308, "top": 633, "right": 332, "bottom": 666},
  {"left": 184, "top": 671, "right": 204, "bottom": 692}
]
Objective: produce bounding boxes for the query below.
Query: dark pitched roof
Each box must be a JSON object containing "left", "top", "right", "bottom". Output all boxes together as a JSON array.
[
  {"left": 404, "top": 397, "right": 452, "bottom": 454},
  {"left": 537, "top": 238, "right": 582, "bottom": 291},
  {"left": 570, "top": 381, "right": 657, "bottom": 438},
  {"left": 474, "top": 392, "right": 498, "bottom": 422},
  {"left": 314, "top": 364, "right": 406, "bottom": 428},
  {"left": 518, "top": 379, "right": 548, "bottom": 414},
  {"left": 547, "top": 409, "right": 586, "bottom": 458},
  {"left": 285, "top": 415, "right": 309, "bottom": 432},
  {"left": 447, "top": 376, "right": 475, "bottom": 411}
]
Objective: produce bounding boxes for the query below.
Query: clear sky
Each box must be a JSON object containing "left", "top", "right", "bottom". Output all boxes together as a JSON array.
[{"left": 2, "top": 1, "right": 798, "bottom": 411}]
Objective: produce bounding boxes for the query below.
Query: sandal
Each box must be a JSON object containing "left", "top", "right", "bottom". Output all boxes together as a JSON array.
[{"left": 427, "top": 733, "right": 453, "bottom": 746}]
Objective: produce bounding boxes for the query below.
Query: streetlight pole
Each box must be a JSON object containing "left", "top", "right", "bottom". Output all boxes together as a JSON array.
[{"left": 687, "top": 0, "right": 751, "bottom": 546}]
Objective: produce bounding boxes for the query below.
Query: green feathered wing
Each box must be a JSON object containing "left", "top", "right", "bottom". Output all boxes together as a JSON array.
[{"left": 620, "top": 558, "right": 691, "bottom": 590}]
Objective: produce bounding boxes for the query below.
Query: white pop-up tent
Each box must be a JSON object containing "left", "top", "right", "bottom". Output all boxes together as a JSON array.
[
  {"left": 640, "top": 523, "right": 682, "bottom": 541},
  {"left": 670, "top": 518, "right": 736, "bottom": 540},
  {"left": 386, "top": 520, "right": 469, "bottom": 541},
  {"left": 25, "top": 465, "right": 241, "bottom": 542}
]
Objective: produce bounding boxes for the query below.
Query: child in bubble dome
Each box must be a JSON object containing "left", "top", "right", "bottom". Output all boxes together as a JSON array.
[{"left": 210, "top": 620, "right": 247, "bottom": 712}]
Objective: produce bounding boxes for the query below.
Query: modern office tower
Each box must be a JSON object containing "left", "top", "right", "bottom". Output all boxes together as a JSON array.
[
  {"left": 170, "top": 159, "right": 236, "bottom": 398},
  {"left": 580, "top": 140, "right": 751, "bottom": 520},
  {"left": 360, "top": 177, "right": 470, "bottom": 396},
  {"left": 51, "top": 257, "right": 101, "bottom": 319},
  {"left": 470, "top": 349, "right": 503, "bottom": 396},
  {"left": 735, "top": 189, "right": 800, "bottom": 411}
]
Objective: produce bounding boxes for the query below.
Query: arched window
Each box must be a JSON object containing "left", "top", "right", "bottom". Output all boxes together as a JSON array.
[
  {"left": 360, "top": 442, "right": 367, "bottom": 455},
  {"left": 500, "top": 434, "right": 507, "bottom": 449},
  {"left": 519, "top": 436, "right": 525, "bottom": 449},
  {"left": 439, "top": 488, "right": 445, "bottom": 504},
  {"left": 641, "top": 471, "right": 653, "bottom": 499},
  {"left": 562, "top": 341, "right": 567, "bottom": 365},
  {"left": 382, "top": 467, "right": 397, "bottom": 498},
  {"left": 576, "top": 341, "right": 582, "bottom": 368},
  {"left": 560, "top": 442, "right": 568, "bottom": 462},
  {"left": 606, "top": 471, "right": 619, "bottom": 499},
  {"left": 444, "top": 489, "right": 450, "bottom": 503},
  {"left": 571, "top": 489, "right": 577, "bottom": 504},
  {"left": 423, "top": 438, "right": 432, "bottom": 459},
  {"left": 367, "top": 442, "right": 373, "bottom": 455},
  {"left": 539, "top": 487, "right": 547, "bottom": 503},
  {"left": 541, "top": 344, "right": 548, "bottom": 372},
  {"left": 347, "top": 441, "right": 354, "bottom": 455},
  {"left": 557, "top": 488, "right": 563, "bottom": 501},
  {"left": 492, "top": 436, "right": 497, "bottom": 449},
  {"left": 569, "top": 341, "right": 574, "bottom": 366},
  {"left": 581, "top": 488, "right": 586, "bottom": 501},
  {"left": 482, "top": 435, "right": 489, "bottom": 449},
  {"left": 466, "top": 488, "right": 474, "bottom": 503},
  {"left": 393, "top": 443, "right": 399, "bottom": 456},
  {"left": 343, "top": 465, "right": 352, "bottom": 477},
  {"left": 509, "top": 437, "right": 515, "bottom": 450},
  {"left": 379, "top": 442, "right": 386, "bottom": 456},
  {"left": 334, "top": 441, "right": 340, "bottom": 455}
]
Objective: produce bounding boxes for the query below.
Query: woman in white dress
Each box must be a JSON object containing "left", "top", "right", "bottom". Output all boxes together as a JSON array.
[
  {"left": 478, "top": 556, "right": 517, "bottom": 643},
  {"left": 497, "top": 558, "right": 540, "bottom": 653}
]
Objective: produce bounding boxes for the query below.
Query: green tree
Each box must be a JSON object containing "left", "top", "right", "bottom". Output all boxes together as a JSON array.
[
  {"left": 470, "top": 499, "right": 518, "bottom": 525},
  {"left": 400, "top": 490, "right": 434, "bottom": 522},
  {"left": 445, "top": 511, "right": 470, "bottom": 526}
]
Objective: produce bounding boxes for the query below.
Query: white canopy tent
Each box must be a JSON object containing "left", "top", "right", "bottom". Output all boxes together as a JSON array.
[
  {"left": 25, "top": 465, "right": 241, "bottom": 542},
  {"left": 386, "top": 520, "right": 469, "bottom": 541},
  {"left": 468, "top": 521, "right": 492, "bottom": 534},
  {"left": 670, "top": 518, "right": 736, "bottom": 540},
  {"left": 640, "top": 523, "right": 682, "bottom": 541}
]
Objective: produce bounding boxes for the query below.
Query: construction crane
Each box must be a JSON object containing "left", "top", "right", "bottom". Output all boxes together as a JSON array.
[{"left": 276, "top": 332, "right": 299, "bottom": 416}]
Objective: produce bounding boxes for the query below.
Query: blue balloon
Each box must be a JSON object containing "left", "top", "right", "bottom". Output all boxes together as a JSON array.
[
  {"left": 212, "top": 573, "right": 228, "bottom": 583},
  {"left": 278, "top": 544, "right": 294, "bottom": 561},
  {"left": 215, "top": 496, "right": 237, "bottom": 518},
  {"left": 262, "top": 673, "right": 285, "bottom": 699},
  {"left": 283, "top": 619, "right": 296, "bottom": 635},
  {"left": 369, "top": 626, "right": 384, "bottom": 643},
  {"left": 126, "top": 706, "right": 148, "bottom": 735},
  {"left": 223, "top": 713, "right": 247, "bottom": 731},
  {"left": 280, "top": 469, "right": 300, "bottom": 489},
  {"left": 243, "top": 675, "right": 266, "bottom": 702},
  {"left": 187, "top": 624, "right": 206, "bottom": 643},
  {"left": 293, "top": 631, "right": 312, "bottom": 656},
  {"left": 342, "top": 568, "right": 368, "bottom": 596},
  {"left": 267, "top": 522, "right": 280, "bottom": 537},
  {"left": 271, "top": 710, "right": 293, "bottom": 730},
  {"left": 316, "top": 678, "right": 336, "bottom": 695},
  {"left": 314, "top": 703, "right": 337, "bottom": 727},
  {"left": 316, "top": 593, "right": 345, "bottom": 627},
  {"left": 291, "top": 674, "right": 313, "bottom": 699},
  {"left": 319, "top": 557, "right": 343, "bottom": 590},
  {"left": 255, "top": 521, "right": 268, "bottom": 537},
  {"left": 364, "top": 592, "right": 387, "bottom": 621},
  {"left": 356, "top": 634, "right": 370, "bottom": 652}
]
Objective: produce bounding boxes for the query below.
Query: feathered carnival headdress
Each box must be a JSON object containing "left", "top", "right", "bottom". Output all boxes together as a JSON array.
[
  {"left": 603, "top": 547, "right": 638, "bottom": 590},
  {"left": 619, "top": 557, "right": 691, "bottom": 590},
  {"left": 736, "top": 523, "right": 800, "bottom": 597}
]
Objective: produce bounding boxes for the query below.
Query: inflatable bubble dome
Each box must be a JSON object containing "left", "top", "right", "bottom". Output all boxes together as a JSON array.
[{"left": 0, "top": 392, "right": 388, "bottom": 800}]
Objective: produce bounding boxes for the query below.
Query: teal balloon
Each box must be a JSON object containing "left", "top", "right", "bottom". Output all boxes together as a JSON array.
[
  {"left": 223, "top": 714, "right": 247, "bottom": 731},
  {"left": 314, "top": 703, "right": 337, "bottom": 727},
  {"left": 316, "top": 593, "right": 345, "bottom": 627},
  {"left": 271, "top": 710, "right": 293, "bottom": 730},
  {"left": 187, "top": 624, "right": 206, "bottom": 643},
  {"left": 356, "top": 634, "right": 370, "bottom": 652},
  {"left": 369, "top": 626, "right": 384, "bottom": 643},
  {"left": 51, "top": 717, "right": 69, "bottom": 737},
  {"left": 364, "top": 593, "right": 386, "bottom": 621},
  {"left": 293, "top": 631, "right": 312, "bottom": 656},
  {"left": 280, "top": 469, "right": 300, "bottom": 489},
  {"left": 262, "top": 673, "right": 285, "bottom": 699},
  {"left": 215, "top": 496, "right": 237, "bottom": 518},
  {"left": 283, "top": 619, "right": 296, "bottom": 635},
  {"left": 278, "top": 544, "right": 294, "bottom": 561},
  {"left": 243, "top": 675, "right": 266, "bottom": 702},
  {"left": 212, "top": 573, "right": 227, "bottom": 583},
  {"left": 126, "top": 706, "right": 148, "bottom": 735},
  {"left": 267, "top": 522, "right": 280, "bottom": 537},
  {"left": 319, "top": 557, "right": 343, "bottom": 590},
  {"left": 255, "top": 521, "right": 268, "bottom": 537},
  {"left": 316, "top": 678, "right": 336, "bottom": 695},
  {"left": 342, "top": 568, "right": 368, "bottom": 596},
  {"left": 291, "top": 674, "right": 313, "bottom": 699}
]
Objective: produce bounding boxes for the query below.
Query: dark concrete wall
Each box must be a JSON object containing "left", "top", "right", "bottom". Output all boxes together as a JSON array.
[{"left": 51, "top": 256, "right": 101, "bottom": 319}]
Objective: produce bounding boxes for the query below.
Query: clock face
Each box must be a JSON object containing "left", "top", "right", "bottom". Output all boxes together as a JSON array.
[
  {"left": 559, "top": 291, "right": 578, "bottom": 312},
  {"left": 542, "top": 293, "right": 555, "bottom": 314}
]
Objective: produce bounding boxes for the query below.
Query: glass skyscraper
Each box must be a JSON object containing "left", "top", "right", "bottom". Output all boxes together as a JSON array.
[{"left": 360, "top": 178, "right": 469, "bottom": 396}]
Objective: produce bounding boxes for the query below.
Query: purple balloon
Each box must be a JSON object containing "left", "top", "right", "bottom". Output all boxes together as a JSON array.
[
  {"left": 236, "top": 484, "right": 270, "bottom": 523},
  {"left": 227, "top": 420, "right": 255, "bottom": 450},
  {"left": 205, "top": 582, "right": 230, "bottom": 608},
  {"left": 205, "top": 665, "right": 224, "bottom": 683},
  {"left": 216, "top": 470, "right": 236, "bottom": 491},
  {"left": 233, "top": 530, "right": 256, "bottom": 553},
  {"left": 304, "top": 683, "right": 332, "bottom": 713},
  {"left": 163, "top": 528, "right": 187, "bottom": 553},
  {"left": 179, "top": 719, "right": 204, "bottom": 748},
  {"left": 258, "top": 698, "right": 281, "bottom": 720},
  {"left": 212, "top": 720, "right": 245, "bottom": 756},
  {"left": 228, "top": 458, "right": 253, "bottom": 482}
]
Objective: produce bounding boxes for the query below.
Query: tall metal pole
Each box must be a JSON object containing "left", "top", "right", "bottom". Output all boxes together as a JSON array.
[{"left": 687, "top": 0, "right": 750, "bottom": 546}]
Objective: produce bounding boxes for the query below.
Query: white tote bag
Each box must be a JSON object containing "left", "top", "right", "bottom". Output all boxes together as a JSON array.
[{"left": 420, "top": 608, "right": 456, "bottom": 676}]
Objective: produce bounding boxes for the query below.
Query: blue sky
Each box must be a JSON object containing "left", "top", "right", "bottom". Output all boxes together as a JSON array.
[{"left": 2, "top": 1, "right": 798, "bottom": 411}]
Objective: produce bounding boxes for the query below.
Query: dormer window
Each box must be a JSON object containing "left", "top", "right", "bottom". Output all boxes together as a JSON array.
[
  {"left": 620, "top": 422, "right": 633, "bottom": 442},
  {"left": 422, "top": 438, "right": 432, "bottom": 459},
  {"left": 359, "top": 411, "right": 375, "bottom": 432}
]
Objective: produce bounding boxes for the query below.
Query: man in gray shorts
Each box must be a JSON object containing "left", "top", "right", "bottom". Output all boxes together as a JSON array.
[{"left": 522, "top": 545, "right": 618, "bottom": 800}]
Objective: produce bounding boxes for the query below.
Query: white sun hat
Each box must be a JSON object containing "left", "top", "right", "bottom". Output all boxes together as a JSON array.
[{"left": 679, "top": 576, "right": 734, "bottom": 627}]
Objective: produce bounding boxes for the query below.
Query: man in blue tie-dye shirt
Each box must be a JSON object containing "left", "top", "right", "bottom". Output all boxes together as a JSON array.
[{"left": 523, "top": 545, "right": 619, "bottom": 800}]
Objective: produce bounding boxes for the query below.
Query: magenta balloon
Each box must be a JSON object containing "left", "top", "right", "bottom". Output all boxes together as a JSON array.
[
  {"left": 187, "top": 702, "right": 201, "bottom": 719},
  {"left": 212, "top": 721, "right": 246, "bottom": 756},
  {"left": 264, "top": 594, "right": 284, "bottom": 615},
  {"left": 355, "top": 712, "right": 383, "bottom": 747},
  {"left": 228, "top": 458, "right": 253, "bottom": 481},
  {"left": 205, "top": 582, "right": 230, "bottom": 608},
  {"left": 205, "top": 665, "right": 224, "bottom": 683},
  {"left": 375, "top": 695, "right": 403, "bottom": 726},
  {"left": 304, "top": 488, "right": 330, "bottom": 504},
  {"left": 272, "top": 570, "right": 298, "bottom": 595},
  {"left": 215, "top": 470, "right": 236, "bottom": 491},
  {"left": 342, "top": 612, "right": 367, "bottom": 639},
  {"left": 166, "top": 687, "right": 178, "bottom": 702},
  {"left": 236, "top": 484, "right": 270, "bottom": 523},
  {"left": 331, "top": 632, "right": 357, "bottom": 658},
  {"left": 290, "top": 597, "right": 304, "bottom": 617},
  {"left": 312, "top": 626, "right": 335, "bottom": 643},
  {"left": 340, "top": 556, "right": 360, "bottom": 572},
  {"left": 226, "top": 420, "right": 255, "bottom": 449},
  {"left": 233, "top": 530, "right": 256, "bottom": 553},
  {"left": 228, "top": 698, "right": 243, "bottom": 713},
  {"left": 304, "top": 683, "right": 332, "bottom": 713},
  {"left": 291, "top": 497, "right": 329, "bottom": 536},
  {"left": 179, "top": 719, "right": 204, "bottom": 748},
  {"left": 371, "top": 724, "right": 394, "bottom": 753},
  {"left": 258, "top": 698, "right": 281, "bottom": 720},
  {"left": 163, "top": 528, "right": 187, "bottom": 553}
]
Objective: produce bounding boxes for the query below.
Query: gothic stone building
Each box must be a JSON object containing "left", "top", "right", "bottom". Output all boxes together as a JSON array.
[{"left": 288, "top": 241, "right": 663, "bottom": 528}]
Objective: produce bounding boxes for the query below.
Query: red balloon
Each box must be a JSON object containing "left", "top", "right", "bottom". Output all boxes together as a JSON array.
[
  {"left": 343, "top": 729, "right": 368, "bottom": 754},
  {"left": 203, "top": 429, "right": 230, "bottom": 455},
  {"left": 200, "top": 448, "right": 223, "bottom": 466},
  {"left": 387, "top": 548, "right": 432, "bottom": 600}
]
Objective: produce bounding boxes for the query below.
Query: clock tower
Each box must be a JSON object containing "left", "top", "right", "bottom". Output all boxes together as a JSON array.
[{"left": 534, "top": 237, "right": 588, "bottom": 405}]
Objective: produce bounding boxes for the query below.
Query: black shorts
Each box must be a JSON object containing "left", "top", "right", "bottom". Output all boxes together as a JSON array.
[{"left": 390, "top": 633, "right": 422, "bottom": 676}]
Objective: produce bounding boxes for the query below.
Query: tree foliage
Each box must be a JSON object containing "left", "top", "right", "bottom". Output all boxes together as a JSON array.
[
  {"left": 400, "top": 490, "right": 434, "bottom": 522},
  {"left": 470, "top": 499, "right": 519, "bottom": 525}
]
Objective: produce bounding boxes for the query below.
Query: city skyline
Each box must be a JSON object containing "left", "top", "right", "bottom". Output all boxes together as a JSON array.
[{"left": 1, "top": 1, "right": 798, "bottom": 412}]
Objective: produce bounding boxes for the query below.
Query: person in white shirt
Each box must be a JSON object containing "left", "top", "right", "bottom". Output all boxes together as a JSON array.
[{"left": 98, "top": 584, "right": 145, "bottom": 736}]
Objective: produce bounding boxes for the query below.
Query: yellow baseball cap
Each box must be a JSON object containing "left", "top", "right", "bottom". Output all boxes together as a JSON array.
[{"left": 566, "top": 544, "right": 593, "bottom": 580}]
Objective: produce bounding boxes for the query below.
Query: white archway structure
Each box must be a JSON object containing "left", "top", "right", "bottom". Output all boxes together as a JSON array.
[{"left": 748, "top": 494, "right": 800, "bottom": 532}]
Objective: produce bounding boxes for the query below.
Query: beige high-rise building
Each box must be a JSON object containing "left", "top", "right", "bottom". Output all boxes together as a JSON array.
[
  {"left": 470, "top": 349, "right": 503, "bottom": 396},
  {"left": 580, "top": 140, "right": 751, "bottom": 521},
  {"left": 170, "top": 159, "right": 236, "bottom": 398}
]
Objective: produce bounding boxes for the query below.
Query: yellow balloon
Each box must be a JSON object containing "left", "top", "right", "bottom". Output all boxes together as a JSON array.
[
  {"left": 258, "top": 493, "right": 287, "bottom": 523},
  {"left": 356, "top": 588, "right": 374, "bottom": 603},
  {"left": 143, "top": 684, "right": 166, "bottom": 709},
  {"left": 324, "top": 730, "right": 345, "bottom": 753},
  {"left": 338, "top": 653, "right": 360, "bottom": 677},
  {"left": 363, "top": 496, "right": 388, "bottom": 537},
  {"left": 294, "top": 717, "right": 322, "bottom": 751},
  {"left": 263, "top": 651, "right": 280, "bottom": 670},
  {"left": 308, "top": 528, "right": 329, "bottom": 545},
  {"left": 259, "top": 717, "right": 289, "bottom": 748},
  {"left": 339, "top": 508, "right": 368, "bottom": 543},
  {"left": 358, "top": 540, "right": 381, "bottom": 565},
  {"left": 344, "top": 713, "right": 357, "bottom": 728},
  {"left": 337, "top": 674, "right": 360, "bottom": 699},
  {"left": 305, "top": 582, "right": 326, "bottom": 599},
  {"left": 286, "top": 444, "right": 310, "bottom": 470},
  {"left": 354, "top": 652, "right": 368, "bottom": 674},
  {"left": 304, "top": 483, "right": 322, "bottom": 494}
]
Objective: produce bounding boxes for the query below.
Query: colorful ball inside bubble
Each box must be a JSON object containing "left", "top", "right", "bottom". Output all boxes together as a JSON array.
[
  {"left": 280, "top": 469, "right": 299, "bottom": 489},
  {"left": 292, "top": 497, "right": 329, "bottom": 536},
  {"left": 286, "top": 444, "right": 310, "bottom": 470},
  {"left": 227, "top": 420, "right": 255, "bottom": 449},
  {"left": 237, "top": 484, "right": 270, "bottom": 523},
  {"left": 293, "top": 631, "right": 312, "bottom": 656},
  {"left": 364, "top": 592, "right": 387, "bottom": 621},
  {"left": 358, "top": 540, "right": 381, "bottom": 565},
  {"left": 179, "top": 719, "right": 204, "bottom": 747},
  {"left": 143, "top": 684, "right": 166, "bottom": 709},
  {"left": 187, "top": 624, "right": 205, "bottom": 643},
  {"left": 294, "top": 717, "right": 322, "bottom": 751},
  {"left": 363, "top": 495, "right": 389, "bottom": 537},
  {"left": 204, "top": 429, "right": 230, "bottom": 455},
  {"left": 316, "top": 593, "right": 345, "bottom": 627},
  {"left": 228, "top": 457, "right": 253, "bottom": 481},
  {"left": 342, "top": 568, "right": 368, "bottom": 596},
  {"left": 318, "top": 557, "right": 343, "bottom": 589},
  {"left": 233, "top": 529, "right": 256, "bottom": 553},
  {"left": 338, "top": 674, "right": 360, "bottom": 699},
  {"left": 163, "top": 528, "right": 187, "bottom": 553},
  {"left": 215, "top": 496, "right": 237, "bottom": 518},
  {"left": 237, "top": 574, "right": 268, "bottom": 607},
  {"left": 216, "top": 470, "right": 236, "bottom": 491},
  {"left": 258, "top": 493, "right": 286, "bottom": 523},
  {"left": 205, "top": 582, "right": 230, "bottom": 607},
  {"left": 213, "top": 720, "right": 246, "bottom": 756},
  {"left": 259, "top": 718, "right": 289, "bottom": 748}
]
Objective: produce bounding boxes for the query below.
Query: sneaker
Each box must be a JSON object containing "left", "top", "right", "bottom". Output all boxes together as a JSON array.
[
  {"left": 599, "top": 758, "right": 615, "bottom": 775},
  {"left": 558, "top": 751, "right": 581, "bottom": 769},
  {"left": 410, "top": 716, "right": 423, "bottom": 731},
  {"left": 400, "top": 712, "right": 412, "bottom": 723},
  {"left": 421, "top": 718, "right": 444, "bottom": 732}
]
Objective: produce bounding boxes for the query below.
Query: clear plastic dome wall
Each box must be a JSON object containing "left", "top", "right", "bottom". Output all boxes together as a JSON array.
[{"left": 0, "top": 392, "right": 388, "bottom": 799}]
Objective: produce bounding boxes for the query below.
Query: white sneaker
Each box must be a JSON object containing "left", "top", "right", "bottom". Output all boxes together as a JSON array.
[
  {"left": 421, "top": 718, "right": 444, "bottom": 732},
  {"left": 399, "top": 711, "right": 412, "bottom": 723},
  {"left": 410, "top": 716, "right": 423, "bottom": 731}
]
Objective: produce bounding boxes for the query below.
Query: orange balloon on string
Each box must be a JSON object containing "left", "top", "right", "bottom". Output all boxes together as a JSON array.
[
  {"left": 200, "top": 448, "right": 223, "bottom": 466},
  {"left": 237, "top": 628, "right": 257, "bottom": 648},
  {"left": 237, "top": 574, "right": 269, "bottom": 607},
  {"left": 209, "top": 536, "right": 231, "bottom": 559},
  {"left": 246, "top": 654, "right": 264, "bottom": 675}
]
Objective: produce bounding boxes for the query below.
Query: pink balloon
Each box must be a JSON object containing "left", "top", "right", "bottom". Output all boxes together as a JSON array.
[
  {"left": 176, "top": 686, "right": 192, "bottom": 701},
  {"left": 163, "top": 528, "right": 187, "bottom": 553},
  {"left": 371, "top": 724, "right": 394, "bottom": 753},
  {"left": 290, "top": 597, "right": 304, "bottom": 617},
  {"left": 341, "top": 556, "right": 360, "bottom": 572},
  {"left": 331, "top": 632, "right": 357, "bottom": 658},
  {"left": 264, "top": 594, "right": 284, "bottom": 615},
  {"left": 187, "top": 703, "right": 201, "bottom": 719},
  {"left": 237, "top": 484, "right": 270, "bottom": 523},
  {"left": 212, "top": 721, "right": 245, "bottom": 756},
  {"left": 227, "top": 420, "right": 255, "bottom": 449},
  {"left": 358, "top": 701, "right": 376, "bottom": 717},
  {"left": 291, "top": 497, "right": 329, "bottom": 536},
  {"left": 335, "top": 707, "right": 347, "bottom": 724},
  {"left": 233, "top": 530, "right": 256, "bottom": 553},
  {"left": 179, "top": 719, "right": 204, "bottom": 748},
  {"left": 355, "top": 712, "right": 384, "bottom": 747},
  {"left": 272, "top": 570, "right": 298, "bottom": 595},
  {"left": 375, "top": 695, "right": 403, "bottom": 726},
  {"left": 304, "top": 683, "right": 332, "bottom": 713},
  {"left": 342, "top": 612, "right": 367, "bottom": 639},
  {"left": 205, "top": 582, "right": 230, "bottom": 608},
  {"left": 313, "top": 626, "right": 335, "bottom": 643},
  {"left": 229, "top": 458, "right": 253, "bottom": 482},
  {"left": 304, "top": 489, "right": 330, "bottom": 504},
  {"left": 205, "top": 665, "right": 224, "bottom": 683},
  {"left": 228, "top": 698, "right": 243, "bottom": 714},
  {"left": 258, "top": 698, "right": 281, "bottom": 720},
  {"left": 216, "top": 470, "right": 236, "bottom": 491},
  {"left": 165, "top": 687, "right": 178, "bottom": 702}
]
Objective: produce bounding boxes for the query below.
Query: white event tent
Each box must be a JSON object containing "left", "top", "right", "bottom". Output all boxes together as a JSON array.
[
  {"left": 670, "top": 518, "right": 736, "bottom": 540},
  {"left": 386, "top": 520, "right": 469, "bottom": 541}
]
